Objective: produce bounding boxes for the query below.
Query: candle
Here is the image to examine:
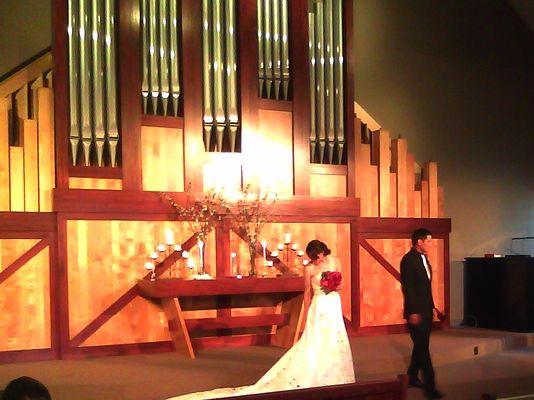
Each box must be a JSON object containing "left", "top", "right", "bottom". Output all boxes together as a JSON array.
[
  {"left": 236, "top": 274, "right": 243, "bottom": 280},
  {"left": 144, "top": 261, "right": 155, "bottom": 270},
  {"left": 173, "top": 244, "right": 182, "bottom": 252},
  {"left": 182, "top": 250, "right": 189, "bottom": 258},
  {"left": 231, "top": 251, "right": 237, "bottom": 273},
  {"left": 277, "top": 243, "right": 284, "bottom": 251},
  {"left": 297, "top": 250, "right": 304, "bottom": 257},
  {"left": 198, "top": 240, "right": 204, "bottom": 270},
  {"left": 302, "top": 259, "right": 309, "bottom": 266},
  {"left": 261, "top": 240, "right": 267, "bottom": 260},
  {"left": 284, "top": 233, "right": 291, "bottom": 244},
  {"left": 156, "top": 243, "right": 166, "bottom": 252},
  {"left": 165, "top": 229, "right": 174, "bottom": 246},
  {"left": 267, "top": 260, "right": 273, "bottom": 267},
  {"left": 270, "top": 250, "right": 279, "bottom": 257},
  {"left": 150, "top": 251, "right": 158, "bottom": 260},
  {"left": 291, "top": 243, "right": 298, "bottom": 251}
]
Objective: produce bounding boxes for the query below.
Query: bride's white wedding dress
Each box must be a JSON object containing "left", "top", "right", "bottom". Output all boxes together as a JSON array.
[{"left": 167, "top": 268, "right": 355, "bottom": 400}]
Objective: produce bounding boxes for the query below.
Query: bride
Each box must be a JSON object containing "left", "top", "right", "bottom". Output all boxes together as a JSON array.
[{"left": 167, "top": 239, "right": 355, "bottom": 399}]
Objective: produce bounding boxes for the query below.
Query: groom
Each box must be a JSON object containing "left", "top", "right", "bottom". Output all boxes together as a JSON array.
[{"left": 400, "top": 228, "right": 443, "bottom": 399}]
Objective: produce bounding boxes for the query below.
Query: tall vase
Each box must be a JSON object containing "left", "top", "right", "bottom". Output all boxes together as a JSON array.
[{"left": 248, "top": 240, "right": 257, "bottom": 276}]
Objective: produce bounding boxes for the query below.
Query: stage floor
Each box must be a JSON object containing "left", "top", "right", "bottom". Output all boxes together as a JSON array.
[{"left": 0, "top": 328, "right": 533, "bottom": 400}]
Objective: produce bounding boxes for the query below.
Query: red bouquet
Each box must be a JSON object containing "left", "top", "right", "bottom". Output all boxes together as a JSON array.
[{"left": 320, "top": 271, "right": 342, "bottom": 294}]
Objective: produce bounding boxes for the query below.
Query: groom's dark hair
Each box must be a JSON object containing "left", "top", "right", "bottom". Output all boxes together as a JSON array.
[
  {"left": 306, "top": 240, "right": 331, "bottom": 261},
  {"left": 411, "top": 228, "right": 431, "bottom": 246}
]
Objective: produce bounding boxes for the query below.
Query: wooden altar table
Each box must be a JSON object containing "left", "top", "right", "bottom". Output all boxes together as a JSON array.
[{"left": 136, "top": 277, "right": 305, "bottom": 359}]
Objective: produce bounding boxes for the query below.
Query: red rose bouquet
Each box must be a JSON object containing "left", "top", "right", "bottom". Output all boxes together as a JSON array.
[{"left": 320, "top": 271, "right": 342, "bottom": 294}]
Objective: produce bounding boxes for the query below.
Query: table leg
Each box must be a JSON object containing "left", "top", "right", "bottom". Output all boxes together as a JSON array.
[{"left": 161, "top": 297, "right": 195, "bottom": 359}]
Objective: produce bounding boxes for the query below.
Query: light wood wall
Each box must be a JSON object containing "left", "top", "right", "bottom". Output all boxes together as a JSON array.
[
  {"left": 0, "top": 59, "right": 55, "bottom": 212},
  {"left": 66, "top": 219, "right": 218, "bottom": 346},
  {"left": 359, "top": 238, "right": 445, "bottom": 327},
  {"left": 354, "top": 114, "right": 444, "bottom": 218},
  {"left": 0, "top": 239, "right": 51, "bottom": 351}
]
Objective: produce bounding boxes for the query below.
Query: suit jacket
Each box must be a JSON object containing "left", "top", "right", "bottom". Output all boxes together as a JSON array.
[{"left": 400, "top": 248, "right": 435, "bottom": 319}]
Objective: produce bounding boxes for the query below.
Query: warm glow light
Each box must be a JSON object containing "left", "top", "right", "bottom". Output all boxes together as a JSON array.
[{"left": 165, "top": 229, "right": 174, "bottom": 246}]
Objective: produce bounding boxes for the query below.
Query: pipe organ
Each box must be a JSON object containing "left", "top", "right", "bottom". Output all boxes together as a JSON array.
[
  {"left": 67, "top": 0, "right": 119, "bottom": 167},
  {"left": 141, "top": 0, "right": 182, "bottom": 117},
  {"left": 202, "top": 0, "right": 239, "bottom": 153},
  {"left": 257, "top": 0, "right": 290, "bottom": 100},
  {"left": 309, "top": 0, "right": 345, "bottom": 165}
]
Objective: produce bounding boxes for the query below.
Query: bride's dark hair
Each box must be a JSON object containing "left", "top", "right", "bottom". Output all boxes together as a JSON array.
[{"left": 305, "top": 240, "right": 331, "bottom": 261}]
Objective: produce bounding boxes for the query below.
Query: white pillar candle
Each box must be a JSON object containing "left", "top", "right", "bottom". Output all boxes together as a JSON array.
[
  {"left": 291, "top": 243, "right": 298, "bottom": 251},
  {"left": 173, "top": 244, "right": 182, "bottom": 252},
  {"left": 182, "top": 250, "right": 189, "bottom": 258},
  {"left": 297, "top": 250, "right": 304, "bottom": 257},
  {"left": 198, "top": 240, "right": 204, "bottom": 270},
  {"left": 156, "top": 243, "right": 166, "bottom": 252},
  {"left": 277, "top": 243, "right": 284, "bottom": 251},
  {"left": 270, "top": 250, "right": 279, "bottom": 257},
  {"left": 261, "top": 240, "right": 267, "bottom": 260},
  {"left": 284, "top": 233, "right": 291, "bottom": 244},
  {"left": 267, "top": 260, "right": 273, "bottom": 267},
  {"left": 302, "top": 259, "right": 309, "bottom": 266},
  {"left": 150, "top": 251, "right": 159, "bottom": 260},
  {"left": 165, "top": 229, "right": 175, "bottom": 246}
]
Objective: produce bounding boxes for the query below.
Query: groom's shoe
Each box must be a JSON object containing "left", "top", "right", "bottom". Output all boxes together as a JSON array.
[
  {"left": 408, "top": 377, "right": 425, "bottom": 389},
  {"left": 425, "top": 389, "right": 444, "bottom": 399}
]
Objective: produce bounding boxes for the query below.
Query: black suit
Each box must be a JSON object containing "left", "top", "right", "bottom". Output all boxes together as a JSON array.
[{"left": 400, "top": 247, "right": 436, "bottom": 391}]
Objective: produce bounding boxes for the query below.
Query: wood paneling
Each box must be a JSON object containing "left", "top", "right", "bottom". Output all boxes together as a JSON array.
[
  {"left": 256, "top": 110, "right": 293, "bottom": 196},
  {"left": 141, "top": 126, "right": 184, "bottom": 192},
  {"left": 182, "top": 0, "right": 204, "bottom": 193},
  {"left": 0, "top": 98, "right": 9, "bottom": 211},
  {"left": 359, "top": 238, "right": 446, "bottom": 328},
  {"left": 290, "top": 0, "right": 310, "bottom": 196},
  {"left": 66, "top": 220, "right": 216, "bottom": 346},
  {"left": 372, "top": 130, "right": 394, "bottom": 217},
  {"left": 22, "top": 120, "right": 39, "bottom": 211},
  {"left": 0, "top": 239, "right": 50, "bottom": 351},
  {"left": 391, "top": 139, "right": 407, "bottom": 217},
  {"left": 37, "top": 87, "right": 55, "bottom": 212},
  {"left": 310, "top": 174, "right": 346, "bottom": 197},
  {"left": 69, "top": 178, "right": 122, "bottom": 190},
  {"left": 9, "top": 146, "right": 24, "bottom": 211},
  {"left": 118, "top": 0, "right": 142, "bottom": 190},
  {"left": 359, "top": 240, "right": 405, "bottom": 327},
  {"left": 406, "top": 153, "right": 415, "bottom": 217},
  {"left": 424, "top": 162, "right": 438, "bottom": 218}
]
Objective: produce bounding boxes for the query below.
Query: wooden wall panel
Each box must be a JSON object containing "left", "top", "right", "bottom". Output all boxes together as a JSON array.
[
  {"left": 22, "top": 120, "right": 39, "bottom": 211},
  {"left": 66, "top": 220, "right": 216, "bottom": 346},
  {"left": 141, "top": 126, "right": 184, "bottom": 192},
  {"left": 255, "top": 110, "right": 293, "bottom": 197},
  {"left": 372, "top": 130, "right": 394, "bottom": 217},
  {"left": 202, "top": 153, "right": 242, "bottom": 195},
  {"left": 406, "top": 153, "right": 415, "bottom": 217},
  {"left": 438, "top": 186, "right": 445, "bottom": 217},
  {"left": 68, "top": 178, "right": 123, "bottom": 190},
  {"left": 359, "top": 240, "right": 405, "bottom": 327},
  {"left": 0, "top": 98, "right": 9, "bottom": 211},
  {"left": 37, "top": 87, "right": 55, "bottom": 212},
  {"left": 0, "top": 239, "right": 50, "bottom": 351},
  {"left": 424, "top": 162, "right": 439, "bottom": 218},
  {"left": 9, "top": 146, "right": 24, "bottom": 211},
  {"left": 359, "top": 238, "right": 445, "bottom": 328},
  {"left": 310, "top": 174, "right": 346, "bottom": 197},
  {"left": 391, "top": 139, "right": 407, "bottom": 217},
  {"left": 421, "top": 180, "right": 429, "bottom": 218}
]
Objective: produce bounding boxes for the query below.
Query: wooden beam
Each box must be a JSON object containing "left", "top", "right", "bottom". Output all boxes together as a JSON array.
[
  {"left": 360, "top": 239, "right": 401, "bottom": 281},
  {"left": 0, "top": 98, "right": 9, "bottom": 210},
  {"left": 0, "top": 238, "right": 49, "bottom": 285},
  {"left": 392, "top": 139, "right": 408, "bottom": 217},
  {"left": 0, "top": 212, "right": 56, "bottom": 233},
  {"left": 355, "top": 217, "right": 451, "bottom": 234},
  {"left": 118, "top": 0, "right": 142, "bottom": 190},
  {"left": 290, "top": 0, "right": 310, "bottom": 196},
  {"left": 52, "top": 0, "right": 70, "bottom": 189},
  {"left": 350, "top": 222, "right": 360, "bottom": 332},
  {"left": 344, "top": 0, "right": 356, "bottom": 198},
  {"left": 182, "top": 0, "right": 204, "bottom": 193},
  {"left": 162, "top": 298, "right": 195, "bottom": 358}
]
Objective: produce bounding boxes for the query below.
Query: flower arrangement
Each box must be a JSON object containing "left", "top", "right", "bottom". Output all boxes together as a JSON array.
[
  {"left": 229, "top": 185, "right": 277, "bottom": 275},
  {"left": 320, "top": 271, "right": 342, "bottom": 294},
  {"left": 162, "top": 186, "right": 230, "bottom": 242}
]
